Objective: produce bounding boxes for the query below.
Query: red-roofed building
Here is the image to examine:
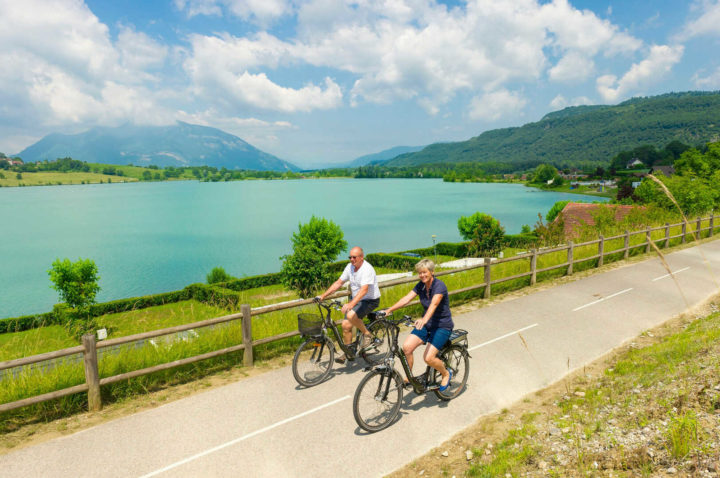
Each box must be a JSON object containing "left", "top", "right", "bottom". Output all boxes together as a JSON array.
[{"left": 555, "top": 203, "right": 641, "bottom": 239}]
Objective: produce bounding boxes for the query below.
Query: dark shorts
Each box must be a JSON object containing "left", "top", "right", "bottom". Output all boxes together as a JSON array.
[
  {"left": 411, "top": 327, "right": 452, "bottom": 350},
  {"left": 350, "top": 298, "right": 380, "bottom": 319}
]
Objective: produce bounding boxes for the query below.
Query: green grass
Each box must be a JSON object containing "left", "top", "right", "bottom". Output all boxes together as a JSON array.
[
  {"left": 0, "top": 326, "right": 77, "bottom": 361},
  {"left": 0, "top": 171, "right": 138, "bottom": 187},
  {"left": 459, "top": 309, "right": 720, "bottom": 477}
]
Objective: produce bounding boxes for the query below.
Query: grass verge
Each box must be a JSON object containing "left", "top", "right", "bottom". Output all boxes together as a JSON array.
[{"left": 390, "top": 299, "right": 720, "bottom": 478}]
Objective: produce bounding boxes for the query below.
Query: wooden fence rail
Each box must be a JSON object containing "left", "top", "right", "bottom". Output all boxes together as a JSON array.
[{"left": 1, "top": 214, "right": 717, "bottom": 413}]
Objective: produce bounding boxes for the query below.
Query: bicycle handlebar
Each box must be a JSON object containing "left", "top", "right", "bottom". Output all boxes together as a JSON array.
[
  {"left": 313, "top": 297, "right": 342, "bottom": 311},
  {"left": 376, "top": 311, "right": 413, "bottom": 326}
]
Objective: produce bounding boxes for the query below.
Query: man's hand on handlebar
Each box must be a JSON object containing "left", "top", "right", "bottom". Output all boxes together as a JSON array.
[{"left": 313, "top": 296, "right": 322, "bottom": 303}]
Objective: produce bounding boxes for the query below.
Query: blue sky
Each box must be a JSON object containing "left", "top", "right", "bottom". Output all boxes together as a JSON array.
[{"left": 0, "top": 0, "right": 718, "bottom": 168}]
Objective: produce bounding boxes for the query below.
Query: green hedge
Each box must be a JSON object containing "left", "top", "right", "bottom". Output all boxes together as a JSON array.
[
  {"left": 403, "top": 241, "right": 470, "bottom": 258},
  {"left": 87, "top": 289, "right": 192, "bottom": 317},
  {"left": 0, "top": 312, "right": 58, "bottom": 334},
  {"left": 365, "top": 253, "right": 419, "bottom": 270},
  {"left": 219, "top": 272, "right": 283, "bottom": 291},
  {"left": 504, "top": 233, "right": 538, "bottom": 248},
  {"left": 186, "top": 283, "right": 242, "bottom": 310}
]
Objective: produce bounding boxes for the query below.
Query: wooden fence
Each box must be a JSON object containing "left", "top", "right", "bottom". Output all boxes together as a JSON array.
[{"left": 0, "top": 214, "right": 716, "bottom": 413}]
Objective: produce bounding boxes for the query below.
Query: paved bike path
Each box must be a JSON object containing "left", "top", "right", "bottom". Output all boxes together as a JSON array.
[{"left": 2, "top": 240, "right": 719, "bottom": 477}]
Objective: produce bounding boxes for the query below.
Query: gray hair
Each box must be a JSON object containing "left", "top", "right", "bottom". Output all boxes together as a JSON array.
[{"left": 415, "top": 258, "right": 435, "bottom": 273}]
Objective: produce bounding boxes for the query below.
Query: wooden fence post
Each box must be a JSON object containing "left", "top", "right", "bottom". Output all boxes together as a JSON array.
[
  {"left": 567, "top": 241, "right": 574, "bottom": 276},
  {"left": 483, "top": 257, "right": 491, "bottom": 299},
  {"left": 682, "top": 221, "right": 687, "bottom": 244},
  {"left": 697, "top": 217, "right": 702, "bottom": 240},
  {"left": 241, "top": 304, "right": 253, "bottom": 367},
  {"left": 82, "top": 333, "right": 102, "bottom": 412},
  {"left": 624, "top": 230, "right": 629, "bottom": 260},
  {"left": 711, "top": 214, "right": 715, "bottom": 237},
  {"left": 664, "top": 223, "right": 670, "bottom": 248},
  {"left": 598, "top": 235, "right": 604, "bottom": 267},
  {"left": 645, "top": 227, "right": 652, "bottom": 254},
  {"left": 530, "top": 249, "right": 537, "bottom": 286}
]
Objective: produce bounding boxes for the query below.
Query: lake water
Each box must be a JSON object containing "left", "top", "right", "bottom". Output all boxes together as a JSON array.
[{"left": 0, "top": 179, "right": 605, "bottom": 318}]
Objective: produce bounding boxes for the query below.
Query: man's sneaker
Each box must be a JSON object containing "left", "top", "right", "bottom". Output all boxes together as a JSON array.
[
  {"left": 334, "top": 353, "right": 346, "bottom": 364},
  {"left": 360, "top": 334, "right": 373, "bottom": 349}
]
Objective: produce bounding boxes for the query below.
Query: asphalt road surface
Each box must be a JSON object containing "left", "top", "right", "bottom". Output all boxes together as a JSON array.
[{"left": 2, "top": 239, "right": 720, "bottom": 477}]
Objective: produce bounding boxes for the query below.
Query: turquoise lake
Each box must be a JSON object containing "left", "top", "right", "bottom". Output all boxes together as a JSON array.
[{"left": 0, "top": 179, "right": 605, "bottom": 318}]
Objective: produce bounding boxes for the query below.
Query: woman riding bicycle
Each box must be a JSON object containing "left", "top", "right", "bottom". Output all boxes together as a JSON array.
[{"left": 383, "top": 259, "right": 453, "bottom": 391}]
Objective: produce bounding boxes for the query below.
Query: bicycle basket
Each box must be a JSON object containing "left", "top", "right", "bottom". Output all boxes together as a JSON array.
[
  {"left": 298, "top": 314, "right": 323, "bottom": 336},
  {"left": 449, "top": 329, "right": 468, "bottom": 347}
]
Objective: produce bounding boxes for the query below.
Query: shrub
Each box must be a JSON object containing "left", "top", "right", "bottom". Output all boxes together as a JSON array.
[
  {"left": 458, "top": 212, "right": 487, "bottom": 241},
  {"left": 468, "top": 214, "right": 505, "bottom": 257},
  {"left": 280, "top": 243, "right": 335, "bottom": 298},
  {"left": 207, "top": 266, "right": 234, "bottom": 284},
  {"left": 48, "top": 258, "right": 100, "bottom": 339},
  {"left": 281, "top": 217, "right": 347, "bottom": 298}
]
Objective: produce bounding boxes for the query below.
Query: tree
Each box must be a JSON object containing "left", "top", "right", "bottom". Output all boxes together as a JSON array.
[
  {"left": 290, "top": 215, "right": 347, "bottom": 262},
  {"left": 467, "top": 214, "right": 505, "bottom": 257},
  {"left": 207, "top": 266, "right": 233, "bottom": 284},
  {"left": 532, "top": 164, "right": 557, "bottom": 184},
  {"left": 281, "top": 216, "right": 347, "bottom": 298},
  {"left": 48, "top": 258, "right": 101, "bottom": 339},
  {"left": 458, "top": 212, "right": 487, "bottom": 240}
]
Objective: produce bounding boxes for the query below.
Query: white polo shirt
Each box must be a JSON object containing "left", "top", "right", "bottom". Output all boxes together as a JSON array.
[{"left": 340, "top": 260, "right": 381, "bottom": 300}]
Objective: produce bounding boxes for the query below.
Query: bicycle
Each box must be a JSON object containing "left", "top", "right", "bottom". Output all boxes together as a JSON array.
[
  {"left": 352, "top": 312, "right": 470, "bottom": 432},
  {"left": 291, "top": 299, "right": 391, "bottom": 387}
]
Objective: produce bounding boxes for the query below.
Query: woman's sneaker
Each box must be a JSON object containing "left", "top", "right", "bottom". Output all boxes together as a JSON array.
[{"left": 334, "top": 353, "right": 346, "bottom": 364}]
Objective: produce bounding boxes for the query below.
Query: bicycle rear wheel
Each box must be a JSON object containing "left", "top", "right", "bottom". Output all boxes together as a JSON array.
[
  {"left": 433, "top": 345, "right": 469, "bottom": 401},
  {"left": 360, "top": 320, "right": 391, "bottom": 365},
  {"left": 292, "top": 337, "right": 334, "bottom": 387},
  {"left": 353, "top": 369, "right": 403, "bottom": 433}
]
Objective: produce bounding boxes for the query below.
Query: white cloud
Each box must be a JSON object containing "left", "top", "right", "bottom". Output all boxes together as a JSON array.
[
  {"left": 678, "top": 0, "right": 720, "bottom": 40},
  {"left": 693, "top": 66, "right": 720, "bottom": 88},
  {"left": 548, "top": 51, "right": 595, "bottom": 83},
  {"left": 597, "top": 44, "right": 684, "bottom": 102},
  {"left": 230, "top": 73, "right": 343, "bottom": 112},
  {"left": 469, "top": 89, "right": 527, "bottom": 121},
  {"left": 174, "top": 0, "right": 222, "bottom": 17},
  {"left": 175, "top": 0, "right": 292, "bottom": 24},
  {"left": 117, "top": 27, "right": 168, "bottom": 73},
  {"left": 549, "top": 94, "right": 593, "bottom": 110}
]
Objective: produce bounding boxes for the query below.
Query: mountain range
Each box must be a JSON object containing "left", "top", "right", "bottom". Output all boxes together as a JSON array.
[
  {"left": 17, "top": 122, "right": 299, "bottom": 171},
  {"left": 384, "top": 91, "right": 720, "bottom": 168}
]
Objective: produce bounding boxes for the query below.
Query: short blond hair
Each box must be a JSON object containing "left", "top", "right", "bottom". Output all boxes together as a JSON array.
[{"left": 415, "top": 258, "right": 435, "bottom": 273}]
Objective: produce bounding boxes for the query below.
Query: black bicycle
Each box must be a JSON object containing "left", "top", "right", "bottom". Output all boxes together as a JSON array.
[
  {"left": 291, "top": 299, "right": 390, "bottom": 387},
  {"left": 352, "top": 312, "right": 470, "bottom": 432}
]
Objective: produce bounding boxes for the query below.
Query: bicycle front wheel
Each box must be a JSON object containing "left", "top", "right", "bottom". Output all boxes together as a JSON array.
[
  {"left": 292, "top": 337, "right": 334, "bottom": 387},
  {"left": 360, "top": 320, "right": 391, "bottom": 365},
  {"left": 433, "top": 345, "right": 469, "bottom": 400},
  {"left": 353, "top": 369, "right": 403, "bottom": 433}
]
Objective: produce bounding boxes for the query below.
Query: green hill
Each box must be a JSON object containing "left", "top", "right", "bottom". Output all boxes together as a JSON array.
[{"left": 386, "top": 91, "right": 720, "bottom": 169}]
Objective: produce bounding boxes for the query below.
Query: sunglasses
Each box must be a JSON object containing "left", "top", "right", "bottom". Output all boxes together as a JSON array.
[{"left": 349, "top": 255, "right": 360, "bottom": 259}]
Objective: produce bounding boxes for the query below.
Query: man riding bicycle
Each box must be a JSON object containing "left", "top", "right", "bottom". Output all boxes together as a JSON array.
[{"left": 316, "top": 246, "right": 381, "bottom": 363}]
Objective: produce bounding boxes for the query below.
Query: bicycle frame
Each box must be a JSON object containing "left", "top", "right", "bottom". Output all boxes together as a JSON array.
[
  {"left": 316, "top": 301, "right": 369, "bottom": 360},
  {"left": 377, "top": 318, "right": 436, "bottom": 395}
]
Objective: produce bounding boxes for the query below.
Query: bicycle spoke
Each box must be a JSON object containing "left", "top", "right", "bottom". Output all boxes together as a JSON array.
[
  {"left": 353, "top": 371, "right": 402, "bottom": 432},
  {"left": 292, "top": 338, "right": 334, "bottom": 387}
]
